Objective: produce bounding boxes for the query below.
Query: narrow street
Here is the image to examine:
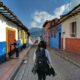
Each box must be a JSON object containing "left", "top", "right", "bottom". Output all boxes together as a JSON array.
[
  {"left": 0, "top": 1, "right": 80, "bottom": 80},
  {"left": 13, "top": 47, "right": 80, "bottom": 80}
]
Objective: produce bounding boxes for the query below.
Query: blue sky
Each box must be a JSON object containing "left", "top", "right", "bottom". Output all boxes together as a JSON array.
[{"left": 2, "top": 0, "right": 80, "bottom": 29}]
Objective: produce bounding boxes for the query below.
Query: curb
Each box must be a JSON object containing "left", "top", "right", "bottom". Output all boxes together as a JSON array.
[
  {"left": 9, "top": 60, "right": 23, "bottom": 80},
  {"left": 55, "top": 53, "right": 80, "bottom": 68},
  {"left": 9, "top": 47, "right": 31, "bottom": 80}
]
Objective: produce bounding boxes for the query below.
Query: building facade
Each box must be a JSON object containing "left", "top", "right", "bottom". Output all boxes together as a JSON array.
[
  {"left": 60, "top": 4, "right": 80, "bottom": 54},
  {"left": 43, "top": 19, "right": 61, "bottom": 48},
  {"left": 43, "top": 21, "right": 51, "bottom": 48},
  {"left": 0, "top": 2, "right": 28, "bottom": 63},
  {"left": 50, "top": 24, "right": 61, "bottom": 48}
]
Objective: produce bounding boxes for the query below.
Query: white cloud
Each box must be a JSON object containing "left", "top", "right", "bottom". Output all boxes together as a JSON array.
[
  {"left": 54, "top": 3, "right": 71, "bottom": 18},
  {"left": 71, "top": 0, "right": 80, "bottom": 8},
  {"left": 30, "top": 0, "right": 80, "bottom": 28},
  {"left": 30, "top": 21, "right": 37, "bottom": 28},
  {"left": 31, "top": 11, "right": 56, "bottom": 28},
  {"left": 33, "top": 11, "right": 55, "bottom": 23}
]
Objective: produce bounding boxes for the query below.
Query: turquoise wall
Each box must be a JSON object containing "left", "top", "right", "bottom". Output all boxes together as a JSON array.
[{"left": 0, "top": 42, "right": 6, "bottom": 63}]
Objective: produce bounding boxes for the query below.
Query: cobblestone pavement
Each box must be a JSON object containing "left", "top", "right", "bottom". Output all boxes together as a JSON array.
[
  {"left": 14, "top": 47, "right": 80, "bottom": 80},
  {"left": 51, "top": 49, "right": 80, "bottom": 67},
  {"left": 0, "top": 47, "right": 31, "bottom": 80}
]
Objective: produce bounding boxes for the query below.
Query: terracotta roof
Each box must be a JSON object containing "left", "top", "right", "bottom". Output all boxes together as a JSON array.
[
  {"left": 43, "top": 18, "right": 60, "bottom": 28},
  {"left": 60, "top": 4, "right": 80, "bottom": 23},
  {"left": 43, "top": 20, "right": 51, "bottom": 27},
  {"left": 0, "top": 2, "right": 28, "bottom": 31}
]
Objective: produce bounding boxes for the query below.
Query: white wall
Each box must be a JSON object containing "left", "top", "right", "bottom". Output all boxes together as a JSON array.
[
  {"left": 0, "top": 14, "right": 18, "bottom": 42},
  {"left": 77, "top": 13, "right": 80, "bottom": 37},
  {"left": 61, "top": 13, "right": 80, "bottom": 38}
]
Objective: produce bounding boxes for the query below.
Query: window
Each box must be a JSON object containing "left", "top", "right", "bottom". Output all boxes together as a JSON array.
[{"left": 70, "top": 22, "right": 77, "bottom": 37}]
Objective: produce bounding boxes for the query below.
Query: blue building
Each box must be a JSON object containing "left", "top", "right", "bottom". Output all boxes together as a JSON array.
[{"left": 50, "top": 24, "right": 61, "bottom": 49}]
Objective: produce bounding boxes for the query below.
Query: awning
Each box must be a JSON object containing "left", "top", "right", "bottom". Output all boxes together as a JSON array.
[{"left": 0, "top": 2, "right": 28, "bottom": 31}]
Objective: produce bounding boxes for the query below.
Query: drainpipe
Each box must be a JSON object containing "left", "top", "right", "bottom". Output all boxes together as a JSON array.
[{"left": 62, "top": 32, "right": 66, "bottom": 50}]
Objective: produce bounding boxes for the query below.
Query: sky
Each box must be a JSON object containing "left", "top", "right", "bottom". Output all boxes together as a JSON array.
[{"left": 2, "top": 0, "right": 80, "bottom": 29}]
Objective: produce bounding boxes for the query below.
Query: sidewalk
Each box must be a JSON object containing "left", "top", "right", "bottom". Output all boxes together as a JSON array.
[
  {"left": 0, "top": 47, "right": 31, "bottom": 80},
  {"left": 50, "top": 48, "right": 80, "bottom": 67}
]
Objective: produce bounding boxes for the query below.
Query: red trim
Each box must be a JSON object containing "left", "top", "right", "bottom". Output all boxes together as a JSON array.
[
  {"left": 65, "top": 38, "right": 80, "bottom": 54},
  {"left": 61, "top": 38, "right": 63, "bottom": 49}
]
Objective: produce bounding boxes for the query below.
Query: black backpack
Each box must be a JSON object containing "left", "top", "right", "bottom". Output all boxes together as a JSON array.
[{"left": 36, "top": 49, "right": 49, "bottom": 72}]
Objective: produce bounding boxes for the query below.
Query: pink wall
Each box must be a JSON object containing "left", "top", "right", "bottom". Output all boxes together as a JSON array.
[{"left": 44, "top": 22, "right": 51, "bottom": 47}]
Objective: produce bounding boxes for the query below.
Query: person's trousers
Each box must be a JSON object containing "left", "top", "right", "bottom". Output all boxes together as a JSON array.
[
  {"left": 37, "top": 72, "right": 46, "bottom": 80},
  {"left": 16, "top": 49, "right": 19, "bottom": 57}
]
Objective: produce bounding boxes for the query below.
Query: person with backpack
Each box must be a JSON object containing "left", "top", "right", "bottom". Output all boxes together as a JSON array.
[{"left": 33, "top": 41, "right": 52, "bottom": 80}]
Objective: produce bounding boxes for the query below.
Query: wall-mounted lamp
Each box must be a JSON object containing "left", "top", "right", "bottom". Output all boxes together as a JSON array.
[{"left": 62, "top": 32, "right": 65, "bottom": 34}]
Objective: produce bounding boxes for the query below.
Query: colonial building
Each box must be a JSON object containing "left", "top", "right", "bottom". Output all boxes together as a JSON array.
[
  {"left": 0, "top": 2, "right": 28, "bottom": 63},
  {"left": 43, "top": 20, "right": 51, "bottom": 48},
  {"left": 50, "top": 19, "right": 61, "bottom": 48},
  {"left": 43, "top": 19, "right": 61, "bottom": 48},
  {"left": 60, "top": 4, "right": 80, "bottom": 53}
]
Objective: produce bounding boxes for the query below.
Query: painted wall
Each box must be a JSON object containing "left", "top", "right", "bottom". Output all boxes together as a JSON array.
[
  {"left": 23, "top": 30, "right": 27, "bottom": 44},
  {"left": 44, "top": 22, "right": 51, "bottom": 47},
  {"left": 61, "top": 13, "right": 80, "bottom": 53},
  {"left": 50, "top": 24, "right": 61, "bottom": 48},
  {"left": 65, "top": 38, "right": 80, "bottom": 53},
  {"left": 0, "top": 42, "right": 6, "bottom": 63},
  {"left": 0, "top": 14, "right": 18, "bottom": 42},
  {"left": 61, "top": 14, "right": 80, "bottom": 38},
  {"left": 0, "top": 14, "right": 20, "bottom": 63}
]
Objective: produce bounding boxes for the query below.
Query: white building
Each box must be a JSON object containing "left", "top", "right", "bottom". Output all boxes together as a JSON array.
[
  {"left": 0, "top": 2, "right": 28, "bottom": 63},
  {"left": 60, "top": 4, "right": 80, "bottom": 54}
]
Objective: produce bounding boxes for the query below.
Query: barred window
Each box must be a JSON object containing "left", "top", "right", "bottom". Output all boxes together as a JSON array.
[{"left": 70, "top": 22, "right": 77, "bottom": 37}]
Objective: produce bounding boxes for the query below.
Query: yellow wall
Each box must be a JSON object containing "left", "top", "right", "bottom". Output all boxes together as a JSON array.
[
  {"left": 23, "top": 31, "right": 27, "bottom": 44},
  {"left": 20, "top": 30, "right": 27, "bottom": 45}
]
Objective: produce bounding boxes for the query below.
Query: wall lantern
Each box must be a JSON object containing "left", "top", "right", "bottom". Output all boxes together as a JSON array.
[{"left": 62, "top": 32, "right": 65, "bottom": 34}]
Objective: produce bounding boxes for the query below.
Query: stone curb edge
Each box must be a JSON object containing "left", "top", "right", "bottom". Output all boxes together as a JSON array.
[
  {"left": 56, "top": 53, "right": 80, "bottom": 68},
  {"left": 9, "top": 47, "right": 31, "bottom": 80}
]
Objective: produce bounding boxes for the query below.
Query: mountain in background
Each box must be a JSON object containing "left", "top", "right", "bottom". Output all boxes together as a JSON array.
[
  {"left": 29, "top": 28, "right": 42, "bottom": 33},
  {"left": 29, "top": 27, "right": 43, "bottom": 37}
]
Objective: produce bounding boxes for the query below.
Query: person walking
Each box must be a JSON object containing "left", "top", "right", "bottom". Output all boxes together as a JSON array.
[
  {"left": 13, "top": 39, "right": 19, "bottom": 58},
  {"left": 33, "top": 40, "right": 52, "bottom": 80},
  {"left": 27, "top": 32, "right": 34, "bottom": 47}
]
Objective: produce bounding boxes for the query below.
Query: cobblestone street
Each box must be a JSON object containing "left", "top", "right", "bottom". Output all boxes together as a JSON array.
[
  {"left": 0, "top": 1, "right": 80, "bottom": 80},
  {"left": 13, "top": 47, "right": 80, "bottom": 80}
]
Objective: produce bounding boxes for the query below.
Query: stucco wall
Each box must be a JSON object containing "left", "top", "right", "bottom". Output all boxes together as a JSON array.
[
  {"left": 0, "top": 14, "right": 18, "bottom": 42},
  {"left": 0, "top": 14, "right": 19, "bottom": 62},
  {"left": 44, "top": 23, "right": 51, "bottom": 47},
  {"left": 61, "top": 13, "right": 80, "bottom": 38},
  {"left": 50, "top": 24, "right": 61, "bottom": 48},
  {"left": 61, "top": 13, "right": 80, "bottom": 53}
]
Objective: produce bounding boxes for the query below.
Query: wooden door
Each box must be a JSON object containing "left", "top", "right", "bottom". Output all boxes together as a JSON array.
[{"left": 7, "top": 29, "right": 16, "bottom": 54}]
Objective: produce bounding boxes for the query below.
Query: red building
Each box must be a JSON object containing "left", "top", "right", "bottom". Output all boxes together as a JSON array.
[
  {"left": 43, "top": 19, "right": 59, "bottom": 48},
  {"left": 43, "top": 20, "right": 51, "bottom": 48}
]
